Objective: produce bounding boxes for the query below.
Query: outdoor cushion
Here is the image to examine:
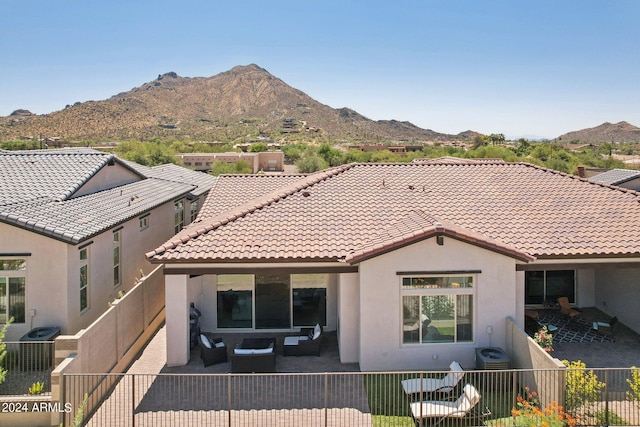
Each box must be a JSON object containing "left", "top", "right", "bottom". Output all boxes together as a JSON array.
[
  {"left": 313, "top": 323, "right": 322, "bottom": 340},
  {"left": 214, "top": 341, "right": 225, "bottom": 348},
  {"left": 252, "top": 347, "right": 273, "bottom": 355},
  {"left": 200, "top": 334, "right": 212, "bottom": 349},
  {"left": 234, "top": 348, "right": 254, "bottom": 355}
]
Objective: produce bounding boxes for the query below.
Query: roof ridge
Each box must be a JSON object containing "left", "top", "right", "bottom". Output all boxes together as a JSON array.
[
  {"left": 146, "top": 164, "right": 356, "bottom": 258},
  {"left": 519, "top": 162, "right": 640, "bottom": 197}
]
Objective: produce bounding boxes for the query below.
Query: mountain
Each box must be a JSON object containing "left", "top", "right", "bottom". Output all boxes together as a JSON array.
[
  {"left": 0, "top": 64, "right": 471, "bottom": 144},
  {"left": 557, "top": 121, "right": 640, "bottom": 144}
]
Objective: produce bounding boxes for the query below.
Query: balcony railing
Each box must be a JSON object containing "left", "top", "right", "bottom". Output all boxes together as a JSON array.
[
  {"left": 0, "top": 341, "right": 55, "bottom": 396},
  {"left": 61, "top": 367, "right": 640, "bottom": 426}
]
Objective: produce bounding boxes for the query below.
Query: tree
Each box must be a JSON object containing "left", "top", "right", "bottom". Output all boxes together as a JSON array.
[
  {"left": 210, "top": 160, "right": 252, "bottom": 175},
  {"left": 296, "top": 155, "right": 328, "bottom": 173},
  {"left": 487, "top": 133, "right": 506, "bottom": 146},
  {"left": 249, "top": 142, "right": 268, "bottom": 153}
]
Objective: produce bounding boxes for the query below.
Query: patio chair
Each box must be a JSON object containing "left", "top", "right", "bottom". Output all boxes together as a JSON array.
[
  {"left": 198, "top": 333, "right": 227, "bottom": 367},
  {"left": 401, "top": 361, "right": 465, "bottom": 396},
  {"left": 557, "top": 297, "right": 580, "bottom": 319},
  {"left": 283, "top": 323, "right": 322, "bottom": 356},
  {"left": 593, "top": 316, "right": 618, "bottom": 338},
  {"left": 409, "top": 383, "right": 491, "bottom": 426}
]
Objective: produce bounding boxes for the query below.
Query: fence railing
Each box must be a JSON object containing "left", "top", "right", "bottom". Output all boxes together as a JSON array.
[
  {"left": 0, "top": 341, "right": 55, "bottom": 396},
  {"left": 62, "top": 368, "right": 640, "bottom": 427}
]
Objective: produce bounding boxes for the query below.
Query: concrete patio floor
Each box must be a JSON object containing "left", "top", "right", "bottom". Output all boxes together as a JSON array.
[
  {"left": 531, "top": 307, "right": 640, "bottom": 368},
  {"left": 162, "top": 330, "right": 360, "bottom": 375}
]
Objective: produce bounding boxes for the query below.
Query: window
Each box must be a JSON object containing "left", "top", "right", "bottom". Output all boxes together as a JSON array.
[
  {"left": 401, "top": 275, "right": 474, "bottom": 344},
  {"left": 0, "top": 259, "right": 26, "bottom": 324},
  {"left": 525, "top": 270, "right": 575, "bottom": 305},
  {"left": 139, "top": 214, "right": 149, "bottom": 231},
  {"left": 80, "top": 247, "right": 89, "bottom": 312},
  {"left": 292, "top": 274, "right": 327, "bottom": 327},
  {"left": 113, "top": 230, "right": 121, "bottom": 288},
  {"left": 216, "top": 273, "right": 328, "bottom": 329},
  {"left": 174, "top": 200, "right": 184, "bottom": 234},
  {"left": 190, "top": 199, "right": 199, "bottom": 223}
]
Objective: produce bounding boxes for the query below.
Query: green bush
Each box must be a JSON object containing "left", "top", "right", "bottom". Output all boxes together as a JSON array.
[
  {"left": 626, "top": 365, "right": 640, "bottom": 407},
  {"left": 562, "top": 360, "right": 604, "bottom": 415},
  {"left": 28, "top": 381, "right": 45, "bottom": 395}
]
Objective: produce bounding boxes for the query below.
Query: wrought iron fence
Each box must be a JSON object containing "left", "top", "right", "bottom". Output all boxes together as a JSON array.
[
  {"left": 61, "top": 368, "right": 640, "bottom": 426},
  {"left": 0, "top": 341, "right": 54, "bottom": 396}
]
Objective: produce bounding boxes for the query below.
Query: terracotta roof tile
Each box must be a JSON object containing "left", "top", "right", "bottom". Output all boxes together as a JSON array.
[{"left": 148, "top": 162, "right": 640, "bottom": 263}]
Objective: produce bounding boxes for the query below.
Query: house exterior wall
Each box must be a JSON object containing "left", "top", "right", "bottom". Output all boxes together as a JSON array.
[
  {"left": 0, "top": 223, "right": 69, "bottom": 341},
  {"left": 337, "top": 272, "right": 360, "bottom": 364},
  {"left": 594, "top": 267, "right": 640, "bottom": 334},
  {"left": 72, "top": 162, "right": 141, "bottom": 197},
  {"left": 1, "top": 197, "right": 181, "bottom": 339},
  {"left": 576, "top": 268, "right": 596, "bottom": 307},
  {"left": 357, "top": 237, "right": 518, "bottom": 371},
  {"left": 165, "top": 274, "right": 189, "bottom": 366}
]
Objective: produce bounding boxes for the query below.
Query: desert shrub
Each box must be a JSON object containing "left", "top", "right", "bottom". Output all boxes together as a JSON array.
[{"left": 563, "top": 360, "right": 604, "bottom": 415}]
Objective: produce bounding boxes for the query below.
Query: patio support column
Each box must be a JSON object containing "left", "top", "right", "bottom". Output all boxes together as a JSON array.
[
  {"left": 165, "top": 274, "right": 190, "bottom": 366},
  {"left": 515, "top": 270, "right": 525, "bottom": 329},
  {"left": 337, "top": 272, "right": 360, "bottom": 364}
]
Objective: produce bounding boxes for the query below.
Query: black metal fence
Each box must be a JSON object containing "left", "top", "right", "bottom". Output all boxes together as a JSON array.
[
  {"left": 61, "top": 367, "right": 640, "bottom": 426},
  {"left": 0, "top": 341, "right": 55, "bottom": 396}
]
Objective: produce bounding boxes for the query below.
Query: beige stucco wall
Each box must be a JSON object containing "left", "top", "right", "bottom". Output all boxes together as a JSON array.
[
  {"left": 72, "top": 161, "right": 141, "bottom": 198},
  {"left": 63, "top": 199, "right": 178, "bottom": 334},
  {"left": 1, "top": 194, "right": 180, "bottom": 339},
  {"left": 337, "top": 272, "right": 360, "bottom": 363},
  {"left": 165, "top": 274, "right": 189, "bottom": 366},
  {"left": 357, "top": 236, "right": 518, "bottom": 371},
  {"left": 0, "top": 223, "right": 69, "bottom": 341},
  {"left": 594, "top": 267, "right": 640, "bottom": 334}
]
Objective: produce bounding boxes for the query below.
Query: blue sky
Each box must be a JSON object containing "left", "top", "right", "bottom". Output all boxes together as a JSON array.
[{"left": 2, "top": 1, "right": 639, "bottom": 139}]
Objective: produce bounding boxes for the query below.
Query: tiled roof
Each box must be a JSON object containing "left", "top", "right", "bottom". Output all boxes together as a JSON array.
[
  {"left": 194, "top": 174, "right": 307, "bottom": 220},
  {"left": 121, "top": 159, "right": 217, "bottom": 198},
  {"left": 148, "top": 161, "right": 640, "bottom": 264},
  {"left": 0, "top": 179, "right": 194, "bottom": 244},
  {"left": 589, "top": 169, "right": 640, "bottom": 186},
  {"left": 0, "top": 148, "right": 197, "bottom": 244},
  {"left": 0, "top": 148, "right": 121, "bottom": 206},
  {"left": 412, "top": 157, "right": 505, "bottom": 164}
]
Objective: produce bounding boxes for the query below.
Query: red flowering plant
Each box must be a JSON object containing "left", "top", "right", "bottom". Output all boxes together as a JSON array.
[
  {"left": 534, "top": 325, "right": 554, "bottom": 352},
  {"left": 511, "top": 387, "right": 577, "bottom": 427}
]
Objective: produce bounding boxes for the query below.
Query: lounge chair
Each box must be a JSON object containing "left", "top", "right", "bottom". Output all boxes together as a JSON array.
[
  {"left": 283, "top": 323, "right": 323, "bottom": 356},
  {"left": 557, "top": 297, "right": 580, "bottom": 318},
  {"left": 198, "top": 333, "right": 227, "bottom": 367},
  {"left": 402, "top": 361, "right": 464, "bottom": 396},
  {"left": 409, "top": 383, "right": 490, "bottom": 426}
]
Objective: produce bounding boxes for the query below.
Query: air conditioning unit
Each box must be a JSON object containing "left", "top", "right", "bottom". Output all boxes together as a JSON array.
[{"left": 475, "top": 347, "right": 510, "bottom": 370}]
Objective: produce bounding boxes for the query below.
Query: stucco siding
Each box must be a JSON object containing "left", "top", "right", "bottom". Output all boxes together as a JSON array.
[
  {"left": 72, "top": 161, "right": 141, "bottom": 197},
  {"left": 357, "top": 236, "right": 518, "bottom": 371},
  {"left": 0, "top": 223, "right": 69, "bottom": 340},
  {"left": 594, "top": 267, "right": 640, "bottom": 334}
]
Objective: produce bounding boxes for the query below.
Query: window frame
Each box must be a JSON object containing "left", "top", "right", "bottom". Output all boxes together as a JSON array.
[
  {"left": 190, "top": 198, "right": 199, "bottom": 223},
  {"left": 174, "top": 200, "right": 185, "bottom": 234},
  {"left": 400, "top": 274, "right": 475, "bottom": 345},
  {"left": 79, "top": 246, "right": 90, "bottom": 312},
  {"left": 139, "top": 214, "right": 149, "bottom": 231},
  {"left": 0, "top": 257, "right": 27, "bottom": 324},
  {"left": 113, "top": 229, "right": 122, "bottom": 288}
]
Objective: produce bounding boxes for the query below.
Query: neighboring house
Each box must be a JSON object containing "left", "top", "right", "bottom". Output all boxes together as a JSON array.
[
  {"left": 146, "top": 160, "right": 640, "bottom": 371},
  {"left": 0, "top": 148, "right": 216, "bottom": 340},
  {"left": 588, "top": 168, "right": 640, "bottom": 191},
  {"left": 178, "top": 151, "right": 284, "bottom": 173}
]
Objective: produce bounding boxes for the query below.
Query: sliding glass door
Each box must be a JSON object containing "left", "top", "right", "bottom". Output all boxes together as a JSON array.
[
  {"left": 216, "top": 273, "right": 328, "bottom": 329},
  {"left": 255, "top": 274, "right": 290, "bottom": 329}
]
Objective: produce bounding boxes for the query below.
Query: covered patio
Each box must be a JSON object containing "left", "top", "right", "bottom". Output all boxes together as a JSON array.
[{"left": 163, "top": 330, "right": 360, "bottom": 375}]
